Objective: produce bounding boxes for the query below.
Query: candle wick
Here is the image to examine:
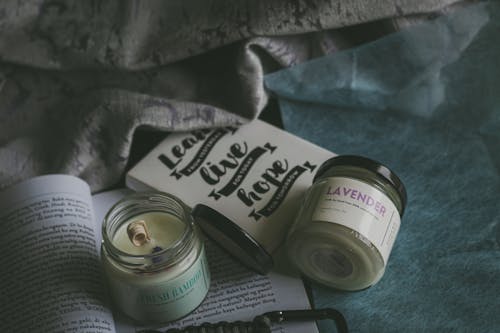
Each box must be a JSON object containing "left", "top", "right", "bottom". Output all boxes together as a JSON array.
[{"left": 127, "top": 220, "right": 151, "bottom": 247}]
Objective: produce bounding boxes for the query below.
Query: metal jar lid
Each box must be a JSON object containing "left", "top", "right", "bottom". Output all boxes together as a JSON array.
[{"left": 192, "top": 204, "right": 274, "bottom": 275}]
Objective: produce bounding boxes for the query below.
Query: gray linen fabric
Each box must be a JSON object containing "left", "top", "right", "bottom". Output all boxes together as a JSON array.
[{"left": 0, "top": 0, "right": 464, "bottom": 192}]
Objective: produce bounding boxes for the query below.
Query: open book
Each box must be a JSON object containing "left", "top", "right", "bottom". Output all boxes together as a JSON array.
[{"left": 0, "top": 174, "right": 318, "bottom": 333}]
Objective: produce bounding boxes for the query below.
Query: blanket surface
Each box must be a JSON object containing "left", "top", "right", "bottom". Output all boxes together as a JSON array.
[
  {"left": 0, "top": 0, "right": 464, "bottom": 192},
  {"left": 265, "top": 2, "right": 499, "bottom": 332}
]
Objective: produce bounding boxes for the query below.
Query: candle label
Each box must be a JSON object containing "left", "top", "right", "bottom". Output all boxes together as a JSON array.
[
  {"left": 311, "top": 177, "right": 400, "bottom": 263},
  {"left": 107, "top": 246, "right": 210, "bottom": 322}
]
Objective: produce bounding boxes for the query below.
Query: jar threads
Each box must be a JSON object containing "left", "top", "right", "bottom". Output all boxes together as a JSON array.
[
  {"left": 286, "top": 155, "right": 407, "bottom": 291},
  {"left": 101, "top": 192, "right": 210, "bottom": 323}
]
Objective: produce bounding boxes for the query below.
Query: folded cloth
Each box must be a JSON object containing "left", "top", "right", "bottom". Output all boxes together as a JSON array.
[
  {"left": 265, "top": 2, "right": 500, "bottom": 332},
  {"left": 0, "top": 0, "right": 465, "bottom": 192}
]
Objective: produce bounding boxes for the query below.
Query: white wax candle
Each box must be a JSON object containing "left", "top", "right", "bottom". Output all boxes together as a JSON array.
[
  {"left": 102, "top": 192, "right": 211, "bottom": 324},
  {"left": 286, "top": 155, "right": 406, "bottom": 291},
  {"left": 112, "top": 212, "right": 186, "bottom": 255}
]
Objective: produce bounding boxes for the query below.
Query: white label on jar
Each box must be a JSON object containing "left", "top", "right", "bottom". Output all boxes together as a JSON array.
[
  {"left": 107, "top": 246, "right": 210, "bottom": 322},
  {"left": 311, "top": 177, "right": 401, "bottom": 264}
]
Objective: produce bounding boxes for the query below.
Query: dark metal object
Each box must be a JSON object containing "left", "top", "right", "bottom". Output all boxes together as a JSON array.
[{"left": 140, "top": 308, "right": 348, "bottom": 333}]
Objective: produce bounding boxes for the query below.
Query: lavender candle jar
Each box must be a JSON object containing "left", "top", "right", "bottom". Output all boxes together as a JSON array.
[{"left": 286, "top": 155, "right": 407, "bottom": 291}]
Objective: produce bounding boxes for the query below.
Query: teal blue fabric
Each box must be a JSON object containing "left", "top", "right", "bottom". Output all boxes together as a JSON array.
[{"left": 265, "top": 2, "right": 500, "bottom": 332}]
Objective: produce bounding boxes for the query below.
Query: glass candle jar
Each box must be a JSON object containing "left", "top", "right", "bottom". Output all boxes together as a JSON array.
[
  {"left": 286, "top": 155, "right": 407, "bottom": 291},
  {"left": 101, "top": 192, "right": 210, "bottom": 323}
]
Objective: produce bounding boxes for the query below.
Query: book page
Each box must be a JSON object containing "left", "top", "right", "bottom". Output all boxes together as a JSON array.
[
  {"left": 0, "top": 175, "right": 116, "bottom": 333},
  {"left": 92, "top": 190, "right": 318, "bottom": 333}
]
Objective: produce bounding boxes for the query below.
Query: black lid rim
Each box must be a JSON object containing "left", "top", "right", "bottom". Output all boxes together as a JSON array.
[
  {"left": 192, "top": 204, "right": 274, "bottom": 275},
  {"left": 314, "top": 155, "right": 407, "bottom": 215}
]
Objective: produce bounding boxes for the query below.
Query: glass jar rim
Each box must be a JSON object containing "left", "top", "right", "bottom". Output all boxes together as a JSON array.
[
  {"left": 102, "top": 191, "right": 195, "bottom": 270},
  {"left": 313, "top": 155, "right": 407, "bottom": 214}
]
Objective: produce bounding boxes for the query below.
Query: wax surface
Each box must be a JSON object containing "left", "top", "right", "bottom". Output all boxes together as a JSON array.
[
  {"left": 287, "top": 222, "right": 384, "bottom": 291},
  {"left": 113, "top": 212, "right": 186, "bottom": 255}
]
